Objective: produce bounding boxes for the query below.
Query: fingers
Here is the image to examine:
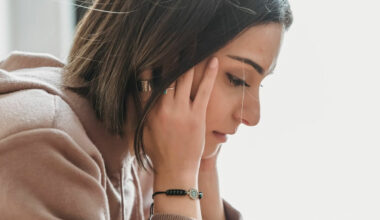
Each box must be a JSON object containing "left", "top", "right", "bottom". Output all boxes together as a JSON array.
[
  {"left": 156, "top": 57, "right": 218, "bottom": 113},
  {"left": 174, "top": 67, "right": 195, "bottom": 105},
  {"left": 193, "top": 57, "right": 219, "bottom": 112},
  {"left": 161, "top": 79, "right": 176, "bottom": 103}
]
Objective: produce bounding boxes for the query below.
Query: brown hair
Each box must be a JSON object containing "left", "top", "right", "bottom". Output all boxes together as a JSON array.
[{"left": 63, "top": 0, "right": 293, "bottom": 171}]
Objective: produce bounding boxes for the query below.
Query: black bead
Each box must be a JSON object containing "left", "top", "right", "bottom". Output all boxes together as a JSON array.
[{"left": 199, "top": 192, "right": 203, "bottom": 199}]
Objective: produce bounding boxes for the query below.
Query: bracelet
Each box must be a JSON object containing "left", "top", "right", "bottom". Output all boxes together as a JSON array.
[
  {"left": 152, "top": 188, "right": 203, "bottom": 200},
  {"left": 149, "top": 188, "right": 203, "bottom": 219}
]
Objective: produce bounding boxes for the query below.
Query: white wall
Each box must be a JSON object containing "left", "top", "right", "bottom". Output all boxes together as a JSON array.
[
  {"left": 0, "top": 0, "right": 74, "bottom": 61},
  {"left": 219, "top": 0, "right": 380, "bottom": 219},
  {"left": 0, "top": 0, "right": 10, "bottom": 58}
]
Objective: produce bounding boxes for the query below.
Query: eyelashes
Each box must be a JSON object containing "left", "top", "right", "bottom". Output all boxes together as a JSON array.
[{"left": 226, "top": 72, "right": 264, "bottom": 88}]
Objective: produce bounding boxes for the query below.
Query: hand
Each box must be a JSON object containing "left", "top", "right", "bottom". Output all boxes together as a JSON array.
[
  {"left": 198, "top": 145, "right": 226, "bottom": 220},
  {"left": 199, "top": 145, "right": 222, "bottom": 172},
  {"left": 143, "top": 57, "right": 219, "bottom": 176}
]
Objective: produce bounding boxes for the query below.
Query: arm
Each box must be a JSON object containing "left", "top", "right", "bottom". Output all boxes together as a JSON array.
[
  {"left": 135, "top": 160, "right": 199, "bottom": 220},
  {"left": 152, "top": 170, "right": 201, "bottom": 220},
  {"left": 198, "top": 147, "right": 243, "bottom": 220},
  {"left": 0, "top": 129, "right": 109, "bottom": 219},
  {"left": 198, "top": 165, "right": 226, "bottom": 220}
]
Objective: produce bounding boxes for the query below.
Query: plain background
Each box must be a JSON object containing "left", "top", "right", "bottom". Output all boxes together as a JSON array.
[{"left": 1, "top": 0, "right": 379, "bottom": 219}]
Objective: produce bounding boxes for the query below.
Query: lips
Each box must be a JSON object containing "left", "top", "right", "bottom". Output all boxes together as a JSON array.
[
  {"left": 215, "top": 130, "right": 236, "bottom": 135},
  {"left": 214, "top": 131, "right": 225, "bottom": 135},
  {"left": 213, "top": 131, "right": 227, "bottom": 142}
]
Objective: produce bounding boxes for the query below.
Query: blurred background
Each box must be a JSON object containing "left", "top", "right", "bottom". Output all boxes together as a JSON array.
[
  {"left": 1, "top": 0, "right": 379, "bottom": 219},
  {"left": 0, "top": 0, "right": 85, "bottom": 61}
]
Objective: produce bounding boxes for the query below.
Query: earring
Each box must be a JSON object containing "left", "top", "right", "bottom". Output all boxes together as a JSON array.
[{"left": 137, "top": 80, "right": 152, "bottom": 92}]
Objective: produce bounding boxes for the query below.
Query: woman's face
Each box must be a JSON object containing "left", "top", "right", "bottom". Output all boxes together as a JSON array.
[
  {"left": 131, "top": 23, "right": 284, "bottom": 159},
  {"left": 191, "top": 23, "right": 285, "bottom": 159}
]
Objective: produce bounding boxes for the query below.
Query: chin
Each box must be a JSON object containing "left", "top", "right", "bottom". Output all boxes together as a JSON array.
[{"left": 201, "top": 142, "right": 221, "bottom": 159}]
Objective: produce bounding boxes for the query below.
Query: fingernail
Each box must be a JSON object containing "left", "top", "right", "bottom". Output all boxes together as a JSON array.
[{"left": 209, "top": 57, "right": 218, "bottom": 69}]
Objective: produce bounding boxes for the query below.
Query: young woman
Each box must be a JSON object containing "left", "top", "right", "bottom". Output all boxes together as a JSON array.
[{"left": 0, "top": 0, "right": 293, "bottom": 219}]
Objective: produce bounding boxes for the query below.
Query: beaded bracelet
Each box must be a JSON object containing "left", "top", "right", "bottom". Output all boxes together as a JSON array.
[
  {"left": 149, "top": 188, "right": 203, "bottom": 219},
  {"left": 152, "top": 188, "right": 203, "bottom": 200}
]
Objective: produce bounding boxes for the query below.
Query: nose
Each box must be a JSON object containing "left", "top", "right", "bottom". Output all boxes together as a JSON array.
[
  {"left": 241, "top": 107, "right": 260, "bottom": 126},
  {"left": 234, "top": 94, "right": 261, "bottom": 127}
]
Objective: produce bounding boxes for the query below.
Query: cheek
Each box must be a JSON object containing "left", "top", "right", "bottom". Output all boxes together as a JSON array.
[
  {"left": 201, "top": 71, "right": 244, "bottom": 158},
  {"left": 205, "top": 77, "right": 233, "bottom": 129}
]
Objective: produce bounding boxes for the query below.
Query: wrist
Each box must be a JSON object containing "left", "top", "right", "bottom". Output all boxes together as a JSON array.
[
  {"left": 155, "top": 161, "right": 200, "bottom": 175},
  {"left": 154, "top": 171, "right": 199, "bottom": 192},
  {"left": 199, "top": 156, "right": 218, "bottom": 173},
  {"left": 199, "top": 164, "right": 218, "bottom": 174},
  {"left": 152, "top": 171, "right": 202, "bottom": 220}
]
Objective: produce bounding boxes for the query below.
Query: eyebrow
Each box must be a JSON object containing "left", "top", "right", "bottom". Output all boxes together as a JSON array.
[{"left": 226, "top": 54, "right": 265, "bottom": 75}]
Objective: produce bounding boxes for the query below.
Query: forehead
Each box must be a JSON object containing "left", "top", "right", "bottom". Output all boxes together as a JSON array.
[{"left": 215, "top": 23, "right": 284, "bottom": 73}]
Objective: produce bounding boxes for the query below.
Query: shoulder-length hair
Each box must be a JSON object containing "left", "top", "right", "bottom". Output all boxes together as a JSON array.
[{"left": 63, "top": 0, "right": 293, "bottom": 171}]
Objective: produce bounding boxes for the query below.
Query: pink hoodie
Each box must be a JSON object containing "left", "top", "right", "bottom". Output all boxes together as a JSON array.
[{"left": 0, "top": 51, "right": 242, "bottom": 220}]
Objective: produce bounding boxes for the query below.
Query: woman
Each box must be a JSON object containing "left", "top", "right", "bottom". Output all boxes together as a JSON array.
[{"left": 0, "top": 0, "right": 293, "bottom": 219}]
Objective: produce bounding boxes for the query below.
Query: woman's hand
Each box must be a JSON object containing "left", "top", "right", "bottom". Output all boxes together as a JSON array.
[
  {"left": 199, "top": 145, "right": 227, "bottom": 220},
  {"left": 143, "top": 57, "right": 219, "bottom": 176},
  {"left": 199, "top": 145, "right": 222, "bottom": 172},
  {"left": 142, "top": 57, "right": 219, "bottom": 219}
]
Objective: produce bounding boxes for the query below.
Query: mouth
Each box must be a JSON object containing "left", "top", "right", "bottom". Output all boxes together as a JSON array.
[{"left": 213, "top": 131, "right": 227, "bottom": 143}]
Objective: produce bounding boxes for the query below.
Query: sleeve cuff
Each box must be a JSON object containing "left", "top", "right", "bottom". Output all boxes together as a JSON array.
[
  {"left": 151, "top": 213, "right": 196, "bottom": 220},
  {"left": 223, "top": 199, "right": 243, "bottom": 220}
]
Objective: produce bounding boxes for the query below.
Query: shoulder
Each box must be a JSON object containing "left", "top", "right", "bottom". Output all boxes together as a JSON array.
[
  {"left": 0, "top": 128, "right": 109, "bottom": 219},
  {"left": 0, "top": 87, "right": 85, "bottom": 141},
  {"left": 0, "top": 52, "right": 110, "bottom": 218},
  {"left": 0, "top": 89, "right": 109, "bottom": 219},
  {"left": 0, "top": 88, "right": 56, "bottom": 139},
  {"left": 0, "top": 50, "right": 64, "bottom": 71},
  {"left": 0, "top": 86, "right": 106, "bottom": 178},
  {"left": 0, "top": 52, "right": 105, "bottom": 168}
]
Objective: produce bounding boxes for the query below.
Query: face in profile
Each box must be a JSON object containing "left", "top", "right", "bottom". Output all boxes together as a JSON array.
[
  {"left": 130, "top": 23, "right": 285, "bottom": 160},
  {"left": 191, "top": 23, "right": 285, "bottom": 159}
]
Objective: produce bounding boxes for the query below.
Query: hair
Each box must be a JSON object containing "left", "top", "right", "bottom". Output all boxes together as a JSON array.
[{"left": 63, "top": 0, "right": 293, "bottom": 172}]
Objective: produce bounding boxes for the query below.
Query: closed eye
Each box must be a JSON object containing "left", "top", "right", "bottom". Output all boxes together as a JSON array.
[
  {"left": 226, "top": 72, "right": 264, "bottom": 88},
  {"left": 226, "top": 72, "right": 251, "bottom": 87}
]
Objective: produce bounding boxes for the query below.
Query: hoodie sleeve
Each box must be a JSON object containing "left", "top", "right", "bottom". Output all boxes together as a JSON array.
[
  {"left": 149, "top": 199, "right": 243, "bottom": 220},
  {"left": 0, "top": 129, "right": 110, "bottom": 220},
  {"left": 223, "top": 199, "right": 244, "bottom": 220}
]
